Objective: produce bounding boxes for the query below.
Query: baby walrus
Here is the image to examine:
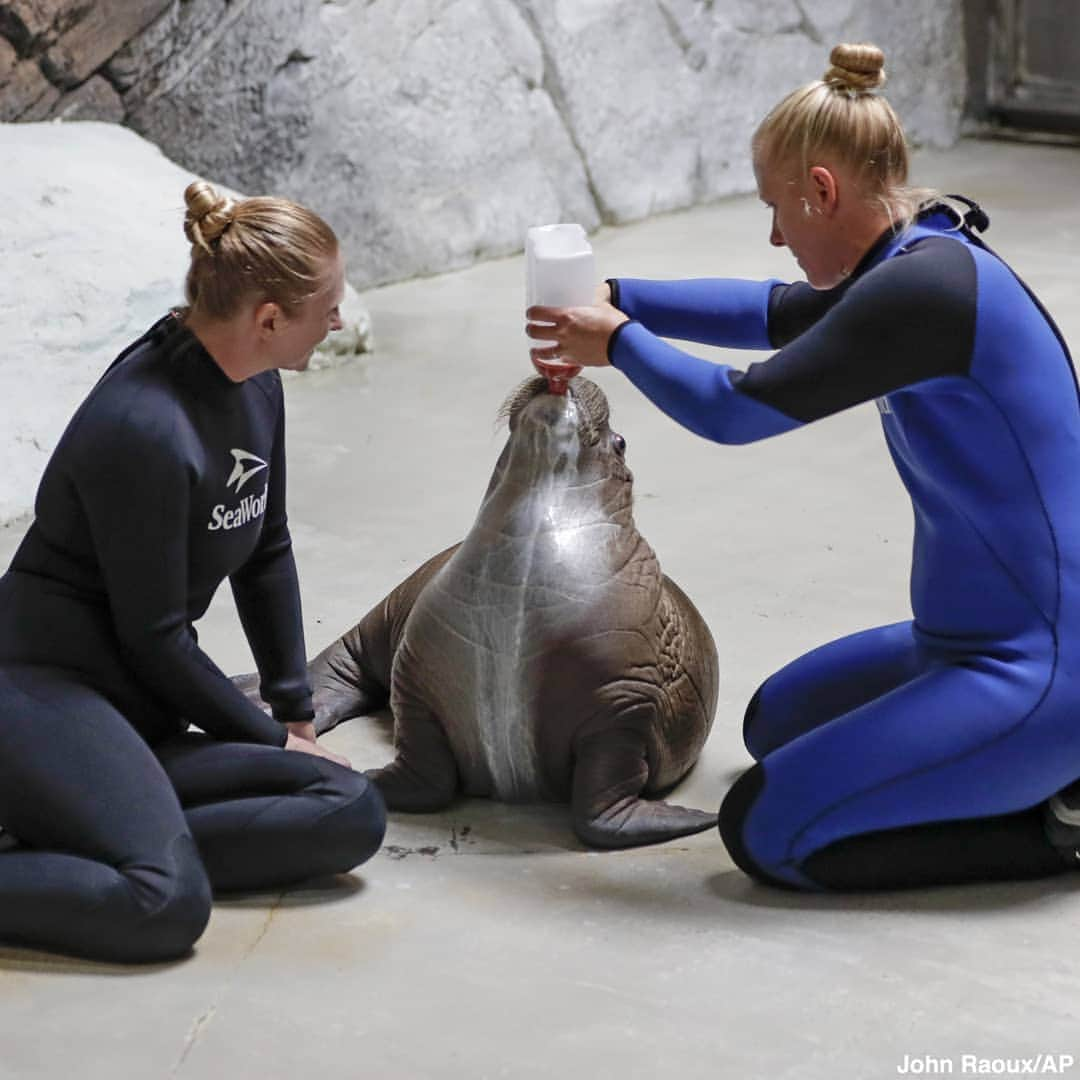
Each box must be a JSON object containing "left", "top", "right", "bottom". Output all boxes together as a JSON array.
[{"left": 297, "top": 376, "right": 717, "bottom": 847}]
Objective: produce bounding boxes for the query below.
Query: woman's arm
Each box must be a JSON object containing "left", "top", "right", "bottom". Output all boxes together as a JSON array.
[
  {"left": 608, "top": 240, "right": 974, "bottom": 443},
  {"left": 610, "top": 277, "right": 782, "bottom": 349},
  {"left": 531, "top": 239, "right": 975, "bottom": 446},
  {"left": 229, "top": 395, "right": 315, "bottom": 726},
  {"left": 608, "top": 321, "right": 800, "bottom": 443}
]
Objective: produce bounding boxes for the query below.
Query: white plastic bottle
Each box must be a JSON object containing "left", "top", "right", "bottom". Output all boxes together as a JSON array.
[{"left": 526, "top": 224, "right": 596, "bottom": 353}]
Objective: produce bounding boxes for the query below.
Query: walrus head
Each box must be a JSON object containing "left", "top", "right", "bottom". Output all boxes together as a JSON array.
[{"left": 489, "top": 375, "right": 631, "bottom": 497}]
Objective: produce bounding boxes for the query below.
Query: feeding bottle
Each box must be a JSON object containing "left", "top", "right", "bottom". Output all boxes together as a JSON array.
[{"left": 526, "top": 224, "right": 595, "bottom": 394}]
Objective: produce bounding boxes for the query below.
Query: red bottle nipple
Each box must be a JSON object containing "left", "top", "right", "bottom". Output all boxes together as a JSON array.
[{"left": 532, "top": 357, "right": 582, "bottom": 395}]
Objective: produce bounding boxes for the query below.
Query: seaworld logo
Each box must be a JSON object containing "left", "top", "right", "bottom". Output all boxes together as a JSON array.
[
  {"left": 207, "top": 487, "right": 268, "bottom": 532},
  {"left": 208, "top": 448, "right": 269, "bottom": 531},
  {"left": 226, "top": 448, "right": 268, "bottom": 493}
]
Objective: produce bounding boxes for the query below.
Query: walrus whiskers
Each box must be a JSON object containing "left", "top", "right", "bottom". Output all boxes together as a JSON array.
[{"left": 497, "top": 375, "right": 609, "bottom": 446}]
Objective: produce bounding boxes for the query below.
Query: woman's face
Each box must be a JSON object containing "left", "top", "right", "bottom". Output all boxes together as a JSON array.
[
  {"left": 754, "top": 156, "right": 846, "bottom": 290},
  {"left": 271, "top": 250, "right": 347, "bottom": 372}
]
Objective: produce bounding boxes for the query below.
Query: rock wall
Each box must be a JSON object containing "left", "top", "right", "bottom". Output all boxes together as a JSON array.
[
  {"left": 0, "top": 121, "right": 372, "bottom": 525},
  {"left": 1, "top": 0, "right": 967, "bottom": 289},
  {"left": 0, "top": 0, "right": 170, "bottom": 121}
]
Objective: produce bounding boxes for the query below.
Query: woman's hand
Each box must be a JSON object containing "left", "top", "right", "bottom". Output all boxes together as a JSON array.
[
  {"left": 286, "top": 720, "right": 317, "bottom": 743},
  {"left": 526, "top": 302, "right": 628, "bottom": 368},
  {"left": 284, "top": 720, "right": 352, "bottom": 769}
]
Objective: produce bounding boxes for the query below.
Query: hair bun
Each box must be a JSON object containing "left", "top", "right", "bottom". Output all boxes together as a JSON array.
[
  {"left": 824, "top": 42, "right": 886, "bottom": 92},
  {"left": 183, "top": 180, "right": 236, "bottom": 253}
]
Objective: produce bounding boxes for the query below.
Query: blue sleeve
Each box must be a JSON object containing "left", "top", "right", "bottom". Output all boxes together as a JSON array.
[
  {"left": 612, "top": 277, "right": 781, "bottom": 349},
  {"left": 229, "top": 397, "right": 315, "bottom": 725},
  {"left": 610, "top": 239, "right": 979, "bottom": 439},
  {"left": 608, "top": 321, "right": 802, "bottom": 444}
]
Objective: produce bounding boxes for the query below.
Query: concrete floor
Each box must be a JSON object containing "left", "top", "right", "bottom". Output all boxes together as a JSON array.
[{"left": 2, "top": 138, "right": 1080, "bottom": 1079}]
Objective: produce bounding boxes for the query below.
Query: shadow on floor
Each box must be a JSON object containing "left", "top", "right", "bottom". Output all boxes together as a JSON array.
[
  {"left": 214, "top": 872, "right": 370, "bottom": 909},
  {"left": 0, "top": 945, "right": 191, "bottom": 977},
  {"left": 705, "top": 866, "right": 1080, "bottom": 913}
]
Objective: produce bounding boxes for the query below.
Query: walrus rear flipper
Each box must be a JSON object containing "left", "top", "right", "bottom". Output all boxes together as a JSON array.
[{"left": 571, "top": 729, "right": 716, "bottom": 849}]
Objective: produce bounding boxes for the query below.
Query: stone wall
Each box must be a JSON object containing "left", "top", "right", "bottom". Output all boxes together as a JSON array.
[
  {"left": 1, "top": 0, "right": 968, "bottom": 289},
  {"left": 0, "top": 0, "right": 169, "bottom": 121}
]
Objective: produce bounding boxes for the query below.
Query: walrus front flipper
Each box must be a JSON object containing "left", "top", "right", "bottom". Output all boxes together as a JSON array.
[
  {"left": 571, "top": 729, "right": 716, "bottom": 849},
  {"left": 366, "top": 704, "right": 459, "bottom": 812},
  {"left": 310, "top": 543, "right": 463, "bottom": 735},
  {"left": 307, "top": 633, "right": 389, "bottom": 736},
  {"left": 230, "top": 614, "right": 392, "bottom": 735}
]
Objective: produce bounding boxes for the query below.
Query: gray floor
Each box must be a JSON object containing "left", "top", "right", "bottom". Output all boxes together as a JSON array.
[{"left": 3, "top": 138, "right": 1080, "bottom": 1080}]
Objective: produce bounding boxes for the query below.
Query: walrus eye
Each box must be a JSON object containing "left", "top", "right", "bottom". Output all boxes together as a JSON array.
[{"left": 612, "top": 432, "right": 626, "bottom": 456}]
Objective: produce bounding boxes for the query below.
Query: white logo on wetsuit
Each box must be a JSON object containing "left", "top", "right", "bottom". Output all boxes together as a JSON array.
[
  {"left": 226, "top": 448, "right": 268, "bottom": 493},
  {"left": 207, "top": 448, "right": 269, "bottom": 531}
]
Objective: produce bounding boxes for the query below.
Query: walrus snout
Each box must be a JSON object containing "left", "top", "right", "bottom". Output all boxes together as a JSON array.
[
  {"left": 506, "top": 395, "right": 587, "bottom": 483},
  {"left": 517, "top": 392, "right": 580, "bottom": 433}
]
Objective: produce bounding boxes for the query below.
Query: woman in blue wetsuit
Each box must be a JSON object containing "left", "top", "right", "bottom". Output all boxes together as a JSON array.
[
  {"left": 526, "top": 42, "right": 1080, "bottom": 890},
  {"left": 0, "top": 182, "right": 385, "bottom": 961}
]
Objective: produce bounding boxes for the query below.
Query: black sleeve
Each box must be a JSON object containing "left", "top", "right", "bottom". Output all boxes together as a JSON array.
[
  {"left": 229, "top": 392, "right": 314, "bottom": 724},
  {"left": 738, "top": 237, "right": 977, "bottom": 423},
  {"left": 76, "top": 393, "right": 288, "bottom": 746},
  {"left": 767, "top": 278, "right": 848, "bottom": 348}
]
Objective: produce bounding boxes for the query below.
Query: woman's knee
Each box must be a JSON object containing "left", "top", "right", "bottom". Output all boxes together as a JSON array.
[
  {"left": 314, "top": 766, "right": 387, "bottom": 872},
  {"left": 718, "top": 765, "right": 808, "bottom": 891},
  {"left": 341, "top": 769, "right": 388, "bottom": 866},
  {"left": 741, "top": 682, "right": 770, "bottom": 760},
  {"left": 116, "top": 834, "right": 212, "bottom": 962}
]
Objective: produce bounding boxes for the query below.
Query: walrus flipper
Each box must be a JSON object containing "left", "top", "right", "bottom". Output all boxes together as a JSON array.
[
  {"left": 230, "top": 607, "right": 393, "bottom": 735},
  {"left": 309, "top": 543, "right": 463, "bottom": 735},
  {"left": 571, "top": 729, "right": 716, "bottom": 849},
  {"left": 232, "top": 637, "right": 386, "bottom": 736},
  {"left": 307, "top": 629, "right": 389, "bottom": 735},
  {"left": 366, "top": 703, "right": 459, "bottom": 812}
]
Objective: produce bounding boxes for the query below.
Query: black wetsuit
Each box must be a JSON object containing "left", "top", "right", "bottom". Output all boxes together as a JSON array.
[{"left": 0, "top": 313, "right": 385, "bottom": 962}]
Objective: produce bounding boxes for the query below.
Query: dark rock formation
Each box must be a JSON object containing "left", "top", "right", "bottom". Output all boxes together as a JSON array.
[{"left": 0, "top": 0, "right": 167, "bottom": 120}]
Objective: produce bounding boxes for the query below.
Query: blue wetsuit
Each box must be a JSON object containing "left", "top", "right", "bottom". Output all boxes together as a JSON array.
[
  {"left": 0, "top": 313, "right": 385, "bottom": 961},
  {"left": 608, "top": 202, "right": 1080, "bottom": 889}
]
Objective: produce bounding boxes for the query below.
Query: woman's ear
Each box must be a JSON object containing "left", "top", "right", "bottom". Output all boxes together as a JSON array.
[
  {"left": 254, "top": 301, "right": 282, "bottom": 340},
  {"left": 808, "top": 165, "right": 840, "bottom": 216}
]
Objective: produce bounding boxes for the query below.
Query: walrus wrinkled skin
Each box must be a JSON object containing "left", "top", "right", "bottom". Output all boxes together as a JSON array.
[{"left": 247, "top": 376, "right": 719, "bottom": 848}]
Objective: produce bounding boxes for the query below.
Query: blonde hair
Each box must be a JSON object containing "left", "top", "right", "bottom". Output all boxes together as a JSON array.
[
  {"left": 752, "top": 43, "right": 938, "bottom": 231},
  {"left": 182, "top": 181, "right": 339, "bottom": 320}
]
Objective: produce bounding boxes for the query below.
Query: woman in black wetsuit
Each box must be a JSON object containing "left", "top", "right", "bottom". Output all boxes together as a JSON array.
[{"left": 0, "top": 181, "right": 385, "bottom": 962}]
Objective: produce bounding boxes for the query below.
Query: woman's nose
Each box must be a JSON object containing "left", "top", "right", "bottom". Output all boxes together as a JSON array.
[{"left": 770, "top": 216, "right": 785, "bottom": 248}]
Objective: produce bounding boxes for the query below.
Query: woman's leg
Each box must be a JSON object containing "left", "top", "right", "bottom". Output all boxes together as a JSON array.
[
  {"left": 720, "top": 634, "right": 1077, "bottom": 890},
  {"left": 743, "top": 621, "right": 922, "bottom": 760},
  {"left": 154, "top": 733, "right": 386, "bottom": 892},
  {"left": 0, "top": 666, "right": 212, "bottom": 962}
]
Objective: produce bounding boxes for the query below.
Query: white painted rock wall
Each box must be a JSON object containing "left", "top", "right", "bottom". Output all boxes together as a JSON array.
[
  {"left": 114, "top": 0, "right": 966, "bottom": 289},
  {"left": 0, "top": 121, "right": 372, "bottom": 525}
]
